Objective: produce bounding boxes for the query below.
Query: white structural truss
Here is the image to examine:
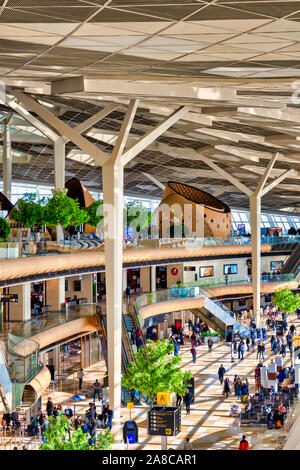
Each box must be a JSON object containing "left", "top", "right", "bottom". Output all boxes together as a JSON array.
[
  {"left": 199, "top": 152, "right": 296, "bottom": 326},
  {"left": 7, "top": 90, "right": 188, "bottom": 419}
]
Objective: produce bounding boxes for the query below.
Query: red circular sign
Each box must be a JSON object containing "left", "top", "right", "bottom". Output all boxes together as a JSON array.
[{"left": 171, "top": 267, "right": 179, "bottom": 276}]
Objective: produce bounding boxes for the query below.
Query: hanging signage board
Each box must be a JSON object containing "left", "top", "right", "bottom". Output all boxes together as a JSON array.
[{"left": 0, "top": 294, "right": 18, "bottom": 303}]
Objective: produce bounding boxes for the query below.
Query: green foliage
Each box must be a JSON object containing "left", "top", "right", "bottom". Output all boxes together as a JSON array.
[
  {"left": 94, "top": 429, "right": 115, "bottom": 450},
  {"left": 122, "top": 339, "right": 192, "bottom": 402},
  {"left": 44, "top": 189, "right": 87, "bottom": 228},
  {"left": 273, "top": 288, "right": 300, "bottom": 314},
  {"left": 201, "top": 331, "right": 221, "bottom": 337},
  {"left": 70, "top": 202, "right": 89, "bottom": 227},
  {"left": 125, "top": 201, "right": 151, "bottom": 236},
  {"left": 85, "top": 200, "right": 104, "bottom": 227},
  {"left": 10, "top": 193, "right": 47, "bottom": 228},
  {"left": 40, "top": 415, "right": 114, "bottom": 451},
  {"left": 40, "top": 415, "right": 71, "bottom": 451},
  {"left": 0, "top": 217, "right": 11, "bottom": 241}
]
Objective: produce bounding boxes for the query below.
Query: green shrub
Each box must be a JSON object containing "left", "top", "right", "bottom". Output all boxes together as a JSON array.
[{"left": 0, "top": 217, "right": 11, "bottom": 241}]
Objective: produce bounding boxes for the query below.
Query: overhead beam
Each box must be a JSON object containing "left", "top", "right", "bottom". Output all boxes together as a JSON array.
[
  {"left": 1, "top": 95, "right": 59, "bottom": 142},
  {"left": 61, "top": 103, "right": 119, "bottom": 145},
  {"left": 262, "top": 168, "right": 297, "bottom": 197},
  {"left": 11, "top": 90, "right": 110, "bottom": 166},
  {"left": 112, "top": 100, "right": 139, "bottom": 166},
  {"left": 121, "top": 106, "right": 188, "bottom": 167},
  {"left": 51, "top": 77, "right": 236, "bottom": 102},
  {"left": 254, "top": 152, "right": 279, "bottom": 196},
  {"left": 196, "top": 154, "right": 253, "bottom": 197}
]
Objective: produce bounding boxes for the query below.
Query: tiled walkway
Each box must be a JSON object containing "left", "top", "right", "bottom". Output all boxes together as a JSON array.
[{"left": 41, "top": 310, "right": 300, "bottom": 451}]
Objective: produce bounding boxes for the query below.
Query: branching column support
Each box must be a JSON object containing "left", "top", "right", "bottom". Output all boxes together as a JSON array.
[
  {"left": 8, "top": 90, "right": 188, "bottom": 419},
  {"left": 199, "top": 152, "right": 295, "bottom": 326},
  {"left": 3, "top": 112, "right": 13, "bottom": 200}
]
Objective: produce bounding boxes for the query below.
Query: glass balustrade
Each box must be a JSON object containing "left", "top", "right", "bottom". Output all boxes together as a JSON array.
[
  {"left": 6, "top": 304, "right": 98, "bottom": 384},
  {"left": 0, "top": 235, "right": 298, "bottom": 260}
]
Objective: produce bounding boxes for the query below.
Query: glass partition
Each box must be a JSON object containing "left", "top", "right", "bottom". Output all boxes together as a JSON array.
[{"left": 7, "top": 333, "right": 40, "bottom": 383}]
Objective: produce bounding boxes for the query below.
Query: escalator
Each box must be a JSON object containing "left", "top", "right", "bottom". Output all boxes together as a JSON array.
[
  {"left": 96, "top": 309, "right": 136, "bottom": 376},
  {"left": 281, "top": 244, "right": 300, "bottom": 274},
  {"left": 191, "top": 292, "right": 249, "bottom": 339}
]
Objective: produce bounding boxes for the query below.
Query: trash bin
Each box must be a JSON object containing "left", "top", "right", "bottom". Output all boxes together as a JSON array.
[{"left": 123, "top": 421, "right": 138, "bottom": 444}]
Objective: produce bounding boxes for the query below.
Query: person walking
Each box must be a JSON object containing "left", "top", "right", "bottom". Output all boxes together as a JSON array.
[
  {"left": 218, "top": 364, "right": 226, "bottom": 385},
  {"left": 176, "top": 393, "right": 182, "bottom": 407},
  {"left": 93, "top": 379, "right": 101, "bottom": 403},
  {"left": 191, "top": 345, "right": 197, "bottom": 364},
  {"left": 261, "top": 343, "right": 265, "bottom": 361},
  {"left": 77, "top": 369, "right": 84, "bottom": 390},
  {"left": 136, "top": 335, "right": 143, "bottom": 352},
  {"left": 183, "top": 389, "right": 193, "bottom": 414},
  {"left": 240, "top": 341, "right": 245, "bottom": 360},
  {"left": 223, "top": 378, "right": 231, "bottom": 398},
  {"left": 208, "top": 337, "right": 213, "bottom": 352}
]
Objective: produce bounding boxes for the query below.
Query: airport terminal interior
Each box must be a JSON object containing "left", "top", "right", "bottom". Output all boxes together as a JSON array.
[{"left": 1, "top": 0, "right": 300, "bottom": 452}]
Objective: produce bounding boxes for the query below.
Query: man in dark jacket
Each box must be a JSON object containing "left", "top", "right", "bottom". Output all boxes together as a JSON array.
[
  {"left": 46, "top": 397, "right": 54, "bottom": 417},
  {"left": 183, "top": 389, "right": 193, "bottom": 414},
  {"left": 218, "top": 364, "right": 226, "bottom": 384}
]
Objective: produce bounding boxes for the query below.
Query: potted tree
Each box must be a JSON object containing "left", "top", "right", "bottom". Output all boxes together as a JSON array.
[
  {"left": 10, "top": 193, "right": 47, "bottom": 241},
  {"left": 44, "top": 189, "right": 88, "bottom": 241},
  {"left": 122, "top": 339, "right": 192, "bottom": 406},
  {"left": 273, "top": 287, "right": 300, "bottom": 315}
]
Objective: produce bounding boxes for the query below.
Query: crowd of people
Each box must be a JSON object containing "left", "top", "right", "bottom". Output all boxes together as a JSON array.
[{"left": 214, "top": 301, "right": 298, "bottom": 438}]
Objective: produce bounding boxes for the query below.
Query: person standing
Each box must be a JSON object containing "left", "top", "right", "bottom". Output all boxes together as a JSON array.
[
  {"left": 239, "top": 435, "right": 249, "bottom": 450},
  {"left": 77, "top": 369, "right": 84, "bottom": 390},
  {"left": 46, "top": 397, "right": 54, "bottom": 417},
  {"left": 218, "top": 364, "right": 226, "bottom": 384},
  {"left": 208, "top": 337, "right": 213, "bottom": 352},
  {"left": 106, "top": 406, "right": 113, "bottom": 430},
  {"left": 183, "top": 438, "right": 193, "bottom": 450},
  {"left": 125, "top": 286, "right": 131, "bottom": 302},
  {"left": 93, "top": 379, "right": 101, "bottom": 403}
]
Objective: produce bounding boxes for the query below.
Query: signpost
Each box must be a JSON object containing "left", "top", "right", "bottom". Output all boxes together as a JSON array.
[
  {"left": 148, "top": 406, "right": 181, "bottom": 450},
  {"left": 127, "top": 401, "right": 134, "bottom": 421},
  {"left": 157, "top": 392, "right": 170, "bottom": 406}
]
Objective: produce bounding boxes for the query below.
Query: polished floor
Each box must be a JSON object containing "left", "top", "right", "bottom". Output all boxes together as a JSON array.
[{"left": 40, "top": 309, "right": 300, "bottom": 451}]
